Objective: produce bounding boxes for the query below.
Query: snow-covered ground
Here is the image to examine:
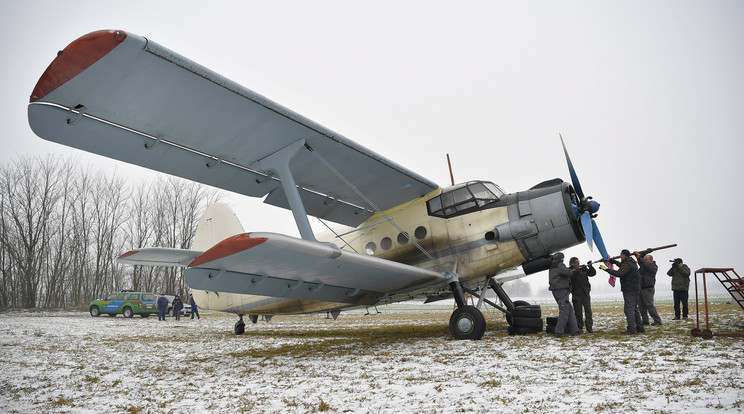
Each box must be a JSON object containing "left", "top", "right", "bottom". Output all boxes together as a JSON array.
[{"left": 1, "top": 301, "right": 743, "bottom": 413}]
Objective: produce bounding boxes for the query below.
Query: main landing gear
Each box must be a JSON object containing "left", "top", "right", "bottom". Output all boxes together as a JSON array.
[
  {"left": 447, "top": 274, "right": 543, "bottom": 340},
  {"left": 447, "top": 273, "right": 487, "bottom": 340}
]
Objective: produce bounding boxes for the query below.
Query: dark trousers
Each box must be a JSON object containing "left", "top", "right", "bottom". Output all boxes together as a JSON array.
[
  {"left": 622, "top": 291, "right": 643, "bottom": 332},
  {"left": 572, "top": 295, "right": 592, "bottom": 330},
  {"left": 158, "top": 307, "right": 167, "bottom": 321},
  {"left": 639, "top": 287, "right": 662, "bottom": 324},
  {"left": 673, "top": 290, "right": 689, "bottom": 318},
  {"left": 552, "top": 288, "right": 578, "bottom": 335},
  {"left": 191, "top": 307, "right": 200, "bottom": 319}
]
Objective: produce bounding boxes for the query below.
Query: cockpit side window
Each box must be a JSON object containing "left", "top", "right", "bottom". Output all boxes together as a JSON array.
[{"left": 426, "top": 181, "right": 503, "bottom": 218}]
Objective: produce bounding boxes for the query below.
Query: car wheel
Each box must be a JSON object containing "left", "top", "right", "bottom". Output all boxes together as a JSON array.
[
  {"left": 90, "top": 306, "right": 100, "bottom": 317},
  {"left": 122, "top": 307, "right": 134, "bottom": 318}
]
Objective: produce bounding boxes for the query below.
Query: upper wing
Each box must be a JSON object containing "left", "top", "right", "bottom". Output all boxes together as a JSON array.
[{"left": 28, "top": 30, "right": 438, "bottom": 227}]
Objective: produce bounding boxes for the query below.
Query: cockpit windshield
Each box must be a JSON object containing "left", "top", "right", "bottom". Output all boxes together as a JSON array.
[{"left": 426, "top": 181, "right": 505, "bottom": 219}]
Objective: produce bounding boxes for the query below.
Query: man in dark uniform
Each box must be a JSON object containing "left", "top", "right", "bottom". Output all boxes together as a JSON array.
[
  {"left": 548, "top": 252, "right": 580, "bottom": 338},
  {"left": 601, "top": 249, "right": 644, "bottom": 333},
  {"left": 637, "top": 253, "right": 662, "bottom": 326},
  {"left": 569, "top": 257, "right": 596, "bottom": 333}
]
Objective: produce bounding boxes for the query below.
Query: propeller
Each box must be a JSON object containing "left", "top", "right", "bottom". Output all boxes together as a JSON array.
[{"left": 560, "top": 135, "right": 609, "bottom": 262}]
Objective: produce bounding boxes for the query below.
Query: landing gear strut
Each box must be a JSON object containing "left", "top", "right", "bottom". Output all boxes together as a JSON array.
[
  {"left": 447, "top": 273, "right": 486, "bottom": 340},
  {"left": 234, "top": 315, "right": 245, "bottom": 335}
]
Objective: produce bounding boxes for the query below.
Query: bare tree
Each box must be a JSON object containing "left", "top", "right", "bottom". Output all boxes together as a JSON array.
[{"left": 0, "top": 156, "right": 63, "bottom": 307}]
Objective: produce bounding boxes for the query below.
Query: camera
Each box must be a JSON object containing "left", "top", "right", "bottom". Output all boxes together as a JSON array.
[{"left": 669, "top": 258, "right": 682, "bottom": 266}]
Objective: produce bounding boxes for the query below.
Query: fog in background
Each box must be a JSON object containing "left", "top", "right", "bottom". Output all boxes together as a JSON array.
[{"left": 2, "top": 1, "right": 742, "bottom": 300}]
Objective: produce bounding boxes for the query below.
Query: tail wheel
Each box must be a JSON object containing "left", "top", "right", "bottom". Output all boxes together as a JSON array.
[
  {"left": 701, "top": 329, "right": 713, "bottom": 340},
  {"left": 449, "top": 306, "right": 486, "bottom": 340},
  {"left": 234, "top": 320, "right": 245, "bottom": 335}
]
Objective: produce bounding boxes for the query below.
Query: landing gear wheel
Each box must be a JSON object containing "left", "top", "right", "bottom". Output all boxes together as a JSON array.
[
  {"left": 690, "top": 327, "right": 701, "bottom": 337},
  {"left": 449, "top": 306, "right": 486, "bottom": 340},
  {"left": 701, "top": 329, "right": 713, "bottom": 340},
  {"left": 234, "top": 320, "right": 245, "bottom": 335},
  {"left": 513, "top": 300, "right": 531, "bottom": 307}
]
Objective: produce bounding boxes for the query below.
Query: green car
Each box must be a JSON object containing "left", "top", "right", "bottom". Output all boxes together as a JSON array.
[{"left": 89, "top": 290, "right": 158, "bottom": 318}]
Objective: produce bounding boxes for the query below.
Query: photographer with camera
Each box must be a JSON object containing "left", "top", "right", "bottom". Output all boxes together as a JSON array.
[{"left": 667, "top": 258, "right": 691, "bottom": 319}]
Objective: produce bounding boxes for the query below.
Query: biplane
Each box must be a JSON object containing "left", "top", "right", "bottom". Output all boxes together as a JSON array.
[{"left": 28, "top": 30, "right": 610, "bottom": 339}]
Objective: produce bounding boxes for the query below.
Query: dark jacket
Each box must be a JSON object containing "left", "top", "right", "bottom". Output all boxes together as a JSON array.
[
  {"left": 638, "top": 257, "right": 658, "bottom": 289},
  {"left": 607, "top": 257, "right": 640, "bottom": 292},
  {"left": 570, "top": 264, "right": 596, "bottom": 297},
  {"left": 190, "top": 296, "right": 198, "bottom": 309},
  {"left": 668, "top": 264, "right": 691, "bottom": 291},
  {"left": 549, "top": 257, "right": 576, "bottom": 291},
  {"left": 157, "top": 296, "right": 169, "bottom": 309},
  {"left": 172, "top": 298, "right": 183, "bottom": 312}
]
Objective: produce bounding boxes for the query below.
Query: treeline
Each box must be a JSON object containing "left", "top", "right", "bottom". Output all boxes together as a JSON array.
[{"left": 0, "top": 155, "right": 221, "bottom": 309}]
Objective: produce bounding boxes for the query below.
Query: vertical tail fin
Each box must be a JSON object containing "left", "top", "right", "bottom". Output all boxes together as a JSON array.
[{"left": 192, "top": 203, "right": 245, "bottom": 251}]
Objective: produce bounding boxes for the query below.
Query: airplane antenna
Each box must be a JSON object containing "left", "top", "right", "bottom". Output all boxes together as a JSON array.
[{"left": 446, "top": 153, "right": 455, "bottom": 186}]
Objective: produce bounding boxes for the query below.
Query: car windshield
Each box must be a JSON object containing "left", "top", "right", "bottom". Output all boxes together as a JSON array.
[{"left": 105, "top": 293, "right": 117, "bottom": 301}]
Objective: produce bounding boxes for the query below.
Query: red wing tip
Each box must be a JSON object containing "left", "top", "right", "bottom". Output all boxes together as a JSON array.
[
  {"left": 30, "top": 29, "right": 128, "bottom": 103},
  {"left": 118, "top": 250, "right": 139, "bottom": 259},
  {"left": 188, "top": 233, "right": 267, "bottom": 268}
]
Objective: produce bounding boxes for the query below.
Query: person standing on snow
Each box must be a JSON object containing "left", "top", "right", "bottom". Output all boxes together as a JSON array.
[
  {"left": 668, "top": 258, "right": 691, "bottom": 319},
  {"left": 548, "top": 252, "right": 580, "bottom": 338},
  {"left": 172, "top": 295, "right": 183, "bottom": 321},
  {"left": 190, "top": 294, "right": 200, "bottom": 320},
  {"left": 157, "top": 293, "right": 169, "bottom": 321},
  {"left": 601, "top": 249, "right": 644, "bottom": 334},
  {"left": 569, "top": 257, "right": 596, "bottom": 333},
  {"left": 637, "top": 253, "right": 662, "bottom": 326}
]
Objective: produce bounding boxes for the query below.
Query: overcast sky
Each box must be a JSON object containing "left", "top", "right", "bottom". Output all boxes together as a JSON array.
[{"left": 2, "top": 1, "right": 743, "bottom": 297}]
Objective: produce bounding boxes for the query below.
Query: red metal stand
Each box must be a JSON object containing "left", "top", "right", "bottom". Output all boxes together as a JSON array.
[{"left": 691, "top": 268, "right": 744, "bottom": 339}]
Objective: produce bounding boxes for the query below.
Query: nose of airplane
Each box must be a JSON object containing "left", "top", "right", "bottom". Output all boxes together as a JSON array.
[{"left": 487, "top": 179, "right": 585, "bottom": 267}]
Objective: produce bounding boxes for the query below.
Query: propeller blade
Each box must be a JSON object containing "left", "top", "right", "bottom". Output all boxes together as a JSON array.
[
  {"left": 560, "top": 134, "right": 585, "bottom": 199},
  {"left": 580, "top": 212, "right": 593, "bottom": 251},
  {"left": 591, "top": 220, "right": 609, "bottom": 261}
]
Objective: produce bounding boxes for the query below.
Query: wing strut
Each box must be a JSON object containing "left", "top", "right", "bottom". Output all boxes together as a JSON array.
[
  {"left": 250, "top": 139, "right": 316, "bottom": 242},
  {"left": 305, "top": 144, "right": 442, "bottom": 271}
]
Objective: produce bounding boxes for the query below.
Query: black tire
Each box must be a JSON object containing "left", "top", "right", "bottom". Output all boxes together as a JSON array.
[
  {"left": 512, "top": 317, "right": 543, "bottom": 330},
  {"left": 546, "top": 316, "right": 558, "bottom": 327},
  {"left": 122, "top": 307, "right": 134, "bottom": 318},
  {"left": 701, "top": 329, "right": 713, "bottom": 340},
  {"left": 234, "top": 320, "right": 245, "bottom": 335},
  {"left": 512, "top": 300, "right": 531, "bottom": 308},
  {"left": 90, "top": 306, "right": 101, "bottom": 317},
  {"left": 508, "top": 325, "right": 542, "bottom": 335},
  {"left": 512, "top": 305, "right": 542, "bottom": 318},
  {"left": 546, "top": 325, "right": 555, "bottom": 334},
  {"left": 449, "top": 306, "right": 486, "bottom": 340}
]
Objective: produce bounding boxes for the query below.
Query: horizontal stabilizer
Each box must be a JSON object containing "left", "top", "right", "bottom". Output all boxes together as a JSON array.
[{"left": 118, "top": 248, "right": 203, "bottom": 267}]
